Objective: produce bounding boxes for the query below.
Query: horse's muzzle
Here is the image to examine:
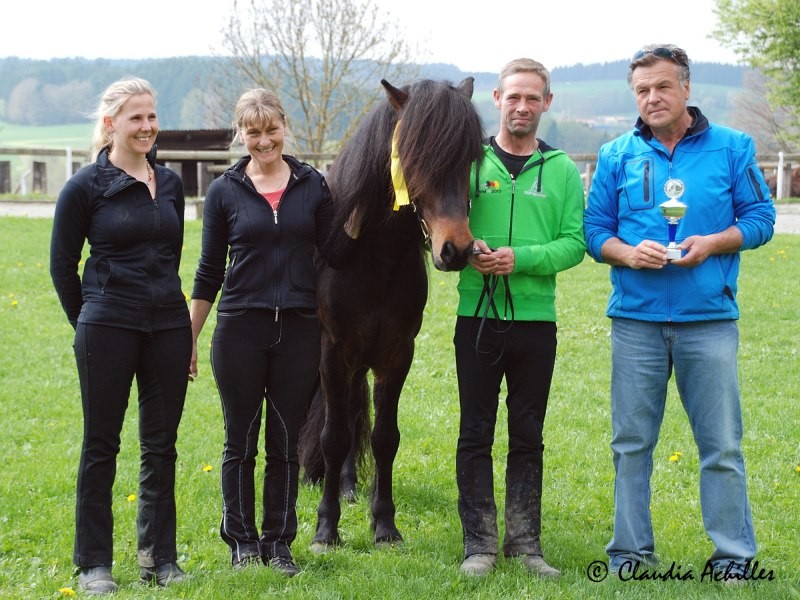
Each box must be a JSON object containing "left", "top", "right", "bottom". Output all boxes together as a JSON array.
[{"left": 434, "top": 239, "right": 473, "bottom": 272}]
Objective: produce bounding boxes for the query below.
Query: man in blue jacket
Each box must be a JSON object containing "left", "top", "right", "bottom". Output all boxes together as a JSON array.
[{"left": 584, "top": 44, "right": 775, "bottom": 581}]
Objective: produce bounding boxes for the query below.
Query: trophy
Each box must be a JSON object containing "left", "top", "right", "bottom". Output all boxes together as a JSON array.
[{"left": 659, "top": 179, "right": 687, "bottom": 260}]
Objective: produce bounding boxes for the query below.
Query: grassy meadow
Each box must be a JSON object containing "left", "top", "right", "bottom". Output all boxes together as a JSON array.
[{"left": 0, "top": 217, "right": 798, "bottom": 599}]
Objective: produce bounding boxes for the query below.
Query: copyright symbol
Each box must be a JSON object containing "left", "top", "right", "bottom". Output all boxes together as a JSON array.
[{"left": 587, "top": 560, "right": 608, "bottom": 582}]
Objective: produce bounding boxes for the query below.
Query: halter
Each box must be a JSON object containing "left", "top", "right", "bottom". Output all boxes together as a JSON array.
[{"left": 391, "top": 121, "right": 431, "bottom": 248}]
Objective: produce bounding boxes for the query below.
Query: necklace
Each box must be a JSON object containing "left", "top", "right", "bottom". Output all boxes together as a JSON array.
[{"left": 145, "top": 161, "right": 153, "bottom": 183}]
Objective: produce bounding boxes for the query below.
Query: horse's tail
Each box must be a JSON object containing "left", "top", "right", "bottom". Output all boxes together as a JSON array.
[
  {"left": 298, "top": 376, "right": 373, "bottom": 491},
  {"left": 350, "top": 375, "right": 373, "bottom": 478},
  {"left": 299, "top": 381, "right": 326, "bottom": 484}
]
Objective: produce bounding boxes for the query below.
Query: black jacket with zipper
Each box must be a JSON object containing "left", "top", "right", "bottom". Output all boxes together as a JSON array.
[
  {"left": 191, "top": 154, "right": 335, "bottom": 314},
  {"left": 50, "top": 148, "right": 190, "bottom": 332}
]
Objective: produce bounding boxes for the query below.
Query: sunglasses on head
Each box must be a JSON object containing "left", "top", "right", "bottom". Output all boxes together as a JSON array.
[{"left": 632, "top": 47, "right": 683, "bottom": 64}]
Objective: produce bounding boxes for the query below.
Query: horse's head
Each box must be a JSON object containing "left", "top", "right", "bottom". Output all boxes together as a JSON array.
[{"left": 382, "top": 78, "right": 484, "bottom": 271}]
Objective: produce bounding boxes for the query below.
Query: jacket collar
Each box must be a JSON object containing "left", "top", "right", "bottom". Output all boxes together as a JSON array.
[
  {"left": 226, "top": 153, "right": 312, "bottom": 187},
  {"left": 634, "top": 106, "right": 709, "bottom": 141},
  {"left": 95, "top": 146, "right": 157, "bottom": 198}
]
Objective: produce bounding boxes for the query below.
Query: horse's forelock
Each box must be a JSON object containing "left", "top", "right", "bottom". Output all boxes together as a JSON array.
[{"left": 398, "top": 81, "right": 483, "bottom": 199}]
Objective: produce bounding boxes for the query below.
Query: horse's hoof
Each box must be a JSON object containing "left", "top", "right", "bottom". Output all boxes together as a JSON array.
[
  {"left": 375, "top": 538, "right": 403, "bottom": 549},
  {"left": 374, "top": 529, "right": 403, "bottom": 547},
  {"left": 309, "top": 541, "right": 335, "bottom": 554}
]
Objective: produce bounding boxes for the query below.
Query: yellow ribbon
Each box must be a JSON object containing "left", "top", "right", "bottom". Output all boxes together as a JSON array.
[{"left": 390, "top": 121, "right": 410, "bottom": 211}]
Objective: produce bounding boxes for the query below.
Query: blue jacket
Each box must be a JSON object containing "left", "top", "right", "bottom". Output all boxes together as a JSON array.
[{"left": 584, "top": 107, "right": 775, "bottom": 322}]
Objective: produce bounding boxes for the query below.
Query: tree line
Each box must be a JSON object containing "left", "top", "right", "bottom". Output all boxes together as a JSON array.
[{"left": 0, "top": 56, "right": 747, "bottom": 155}]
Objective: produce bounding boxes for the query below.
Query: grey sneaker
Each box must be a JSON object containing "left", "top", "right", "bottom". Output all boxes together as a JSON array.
[
  {"left": 78, "top": 566, "right": 119, "bottom": 595},
  {"left": 519, "top": 554, "right": 561, "bottom": 578},
  {"left": 140, "top": 562, "right": 187, "bottom": 586},
  {"left": 460, "top": 553, "right": 496, "bottom": 576}
]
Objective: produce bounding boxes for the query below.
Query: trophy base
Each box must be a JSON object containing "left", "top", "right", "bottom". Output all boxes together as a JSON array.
[{"left": 666, "top": 247, "right": 682, "bottom": 260}]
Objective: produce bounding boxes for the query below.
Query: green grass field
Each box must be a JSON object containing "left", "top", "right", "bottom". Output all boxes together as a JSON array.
[
  {"left": 0, "top": 217, "right": 798, "bottom": 599},
  {"left": 0, "top": 121, "right": 94, "bottom": 150}
]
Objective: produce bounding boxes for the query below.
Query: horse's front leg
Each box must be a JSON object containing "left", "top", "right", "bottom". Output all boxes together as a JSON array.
[{"left": 370, "top": 344, "right": 414, "bottom": 545}]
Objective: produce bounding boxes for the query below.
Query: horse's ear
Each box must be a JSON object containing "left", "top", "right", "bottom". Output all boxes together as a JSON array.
[
  {"left": 381, "top": 79, "right": 409, "bottom": 111},
  {"left": 457, "top": 77, "right": 475, "bottom": 100}
]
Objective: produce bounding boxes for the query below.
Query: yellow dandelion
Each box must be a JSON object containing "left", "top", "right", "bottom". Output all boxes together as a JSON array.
[
  {"left": 795, "top": 465, "right": 800, "bottom": 474},
  {"left": 58, "top": 587, "right": 76, "bottom": 596},
  {"left": 6, "top": 293, "right": 13, "bottom": 298},
  {"left": 16, "top": 262, "right": 24, "bottom": 267},
  {"left": 127, "top": 494, "right": 136, "bottom": 502},
  {"left": 11, "top": 300, "right": 19, "bottom": 307},
  {"left": 202, "top": 463, "right": 213, "bottom": 473},
  {"left": 669, "top": 451, "right": 683, "bottom": 462},
  {"left": 36, "top": 262, "right": 43, "bottom": 268}
]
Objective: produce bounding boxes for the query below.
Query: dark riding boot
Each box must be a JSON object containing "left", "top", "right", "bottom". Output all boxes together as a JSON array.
[
  {"left": 503, "top": 446, "right": 544, "bottom": 556},
  {"left": 502, "top": 447, "right": 560, "bottom": 577},
  {"left": 456, "top": 459, "right": 499, "bottom": 557}
]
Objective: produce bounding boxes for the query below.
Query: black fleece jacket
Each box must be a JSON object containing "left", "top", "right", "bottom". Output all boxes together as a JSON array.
[
  {"left": 50, "top": 148, "right": 190, "bottom": 332},
  {"left": 191, "top": 155, "right": 335, "bottom": 314}
]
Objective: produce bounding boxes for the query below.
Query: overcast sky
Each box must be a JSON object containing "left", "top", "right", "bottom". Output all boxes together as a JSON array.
[{"left": 3, "top": 0, "right": 740, "bottom": 72}]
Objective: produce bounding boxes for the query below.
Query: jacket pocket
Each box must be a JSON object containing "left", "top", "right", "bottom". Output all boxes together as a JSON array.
[
  {"left": 621, "top": 157, "right": 654, "bottom": 211},
  {"left": 96, "top": 258, "right": 112, "bottom": 296}
]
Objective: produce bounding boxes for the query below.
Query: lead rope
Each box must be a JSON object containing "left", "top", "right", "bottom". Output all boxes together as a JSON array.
[{"left": 472, "top": 274, "right": 514, "bottom": 365}]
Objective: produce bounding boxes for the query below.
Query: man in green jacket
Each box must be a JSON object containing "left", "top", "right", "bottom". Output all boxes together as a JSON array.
[{"left": 454, "top": 57, "right": 585, "bottom": 577}]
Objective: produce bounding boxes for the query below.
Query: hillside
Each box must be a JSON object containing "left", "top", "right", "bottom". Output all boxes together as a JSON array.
[{"left": 0, "top": 56, "right": 746, "bottom": 155}]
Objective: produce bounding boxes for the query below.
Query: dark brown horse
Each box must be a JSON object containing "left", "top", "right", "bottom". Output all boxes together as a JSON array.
[{"left": 298, "top": 78, "right": 484, "bottom": 551}]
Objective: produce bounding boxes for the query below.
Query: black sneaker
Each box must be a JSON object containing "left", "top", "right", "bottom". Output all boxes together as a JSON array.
[
  {"left": 233, "top": 554, "right": 262, "bottom": 569},
  {"left": 267, "top": 556, "right": 300, "bottom": 577},
  {"left": 140, "top": 562, "right": 187, "bottom": 586}
]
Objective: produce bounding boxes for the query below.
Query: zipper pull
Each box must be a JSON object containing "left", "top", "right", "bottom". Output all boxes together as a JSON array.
[
  {"left": 273, "top": 209, "right": 278, "bottom": 225},
  {"left": 275, "top": 307, "right": 279, "bottom": 322}
]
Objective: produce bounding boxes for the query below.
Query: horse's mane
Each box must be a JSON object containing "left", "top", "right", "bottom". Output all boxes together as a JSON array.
[
  {"left": 326, "top": 98, "right": 397, "bottom": 239},
  {"left": 325, "top": 79, "right": 484, "bottom": 251}
]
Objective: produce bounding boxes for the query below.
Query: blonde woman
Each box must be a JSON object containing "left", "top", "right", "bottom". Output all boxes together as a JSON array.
[{"left": 50, "top": 77, "right": 191, "bottom": 593}]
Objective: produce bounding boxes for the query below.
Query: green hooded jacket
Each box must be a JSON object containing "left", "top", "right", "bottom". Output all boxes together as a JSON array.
[{"left": 456, "top": 140, "right": 586, "bottom": 322}]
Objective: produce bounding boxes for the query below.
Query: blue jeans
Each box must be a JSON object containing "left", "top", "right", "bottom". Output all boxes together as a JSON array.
[{"left": 606, "top": 318, "right": 755, "bottom": 572}]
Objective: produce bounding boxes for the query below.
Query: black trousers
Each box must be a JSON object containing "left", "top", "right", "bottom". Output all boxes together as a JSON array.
[
  {"left": 210, "top": 308, "right": 320, "bottom": 563},
  {"left": 453, "top": 316, "right": 557, "bottom": 558},
  {"left": 72, "top": 323, "right": 191, "bottom": 568}
]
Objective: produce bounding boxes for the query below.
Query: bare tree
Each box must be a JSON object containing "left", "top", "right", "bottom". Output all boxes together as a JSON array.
[
  {"left": 731, "top": 70, "right": 799, "bottom": 154},
  {"left": 215, "top": 0, "right": 418, "bottom": 161}
]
